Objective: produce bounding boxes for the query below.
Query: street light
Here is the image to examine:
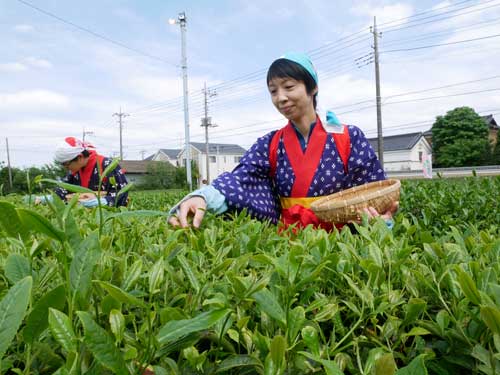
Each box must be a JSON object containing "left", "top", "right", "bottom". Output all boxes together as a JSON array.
[
  {"left": 169, "top": 11, "right": 192, "bottom": 190},
  {"left": 82, "top": 128, "right": 94, "bottom": 142}
]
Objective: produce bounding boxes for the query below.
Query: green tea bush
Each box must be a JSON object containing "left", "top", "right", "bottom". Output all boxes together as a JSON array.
[{"left": 0, "top": 177, "right": 498, "bottom": 374}]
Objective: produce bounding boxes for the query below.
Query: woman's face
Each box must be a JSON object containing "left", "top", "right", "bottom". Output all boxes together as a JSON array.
[
  {"left": 63, "top": 155, "right": 86, "bottom": 173},
  {"left": 268, "top": 77, "right": 316, "bottom": 122}
]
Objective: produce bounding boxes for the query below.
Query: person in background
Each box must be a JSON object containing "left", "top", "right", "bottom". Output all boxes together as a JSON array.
[
  {"left": 51, "top": 137, "right": 129, "bottom": 207},
  {"left": 169, "top": 52, "right": 397, "bottom": 230}
]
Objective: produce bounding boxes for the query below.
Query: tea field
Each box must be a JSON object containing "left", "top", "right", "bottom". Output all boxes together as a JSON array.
[{"left": 0, "top": 177, "right": 499, "bottom": 374}]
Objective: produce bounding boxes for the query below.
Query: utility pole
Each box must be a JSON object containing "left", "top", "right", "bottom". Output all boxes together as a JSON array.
[
  {"left": 140, "top": 150, "right": 146, "bottom": 160},
  {"left": 5, "top": 138, "right": 13, "bottom": 189},
  {"left": 169, "top": 11, "right": 192, "bottom": 190},
  {"left": 201, "top": 82, "right": 217, "bottom": 183},
  {"left": 371, "top": 16, "right": 384, "bottom": 169},
  {"left": 113, "top": 108, "right": 129, "bottom": 160},
  {"left": 82, "top": 128, "right": 94, "bottom": 142}
]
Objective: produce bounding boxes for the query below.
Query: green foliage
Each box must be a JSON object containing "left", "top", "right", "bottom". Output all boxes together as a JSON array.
[
  {"left": 492, "top": 140, "right": 500, "bottom": 164},
  {"left": 139, "top": 162, "right": 181, "bottom": 190},
  {"left": 0, "top": 277, "right": 32, "bottom": 359},
  {"left": 0, "top": 163, "right": 65, "bottom": 194},
  {"left": 432, "top": 106, "right": 491, "bottom": 167},
  {"left": 0, "top": 178, "right": 499, "bottom": 373}
]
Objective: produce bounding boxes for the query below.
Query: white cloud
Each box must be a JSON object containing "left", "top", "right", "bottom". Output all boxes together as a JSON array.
[
  {"left": 126, "top": 76, "right": 183, "bottom": 102},
  {"left": 0, "top": 90, "right": 70, "bottom": 112},
  {"left": 432, "top": 1, "right": 452, "bottom": 11},
  {"left": 351, "top": 2, "right": 414, "bottom": 26},
  {"left": 25, "top": 57, "right": 53, "bottom": 69},
  {"left": 0, "top": 62, "right": 27, "bottom": 72},
  {"left": 13, "top": 24, "right": 34, "bottom": 33}
]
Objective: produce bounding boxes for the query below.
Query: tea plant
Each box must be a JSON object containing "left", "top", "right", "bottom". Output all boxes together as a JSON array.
[{"left": 0, "top": 177, "right": 498, "bottom": 374}]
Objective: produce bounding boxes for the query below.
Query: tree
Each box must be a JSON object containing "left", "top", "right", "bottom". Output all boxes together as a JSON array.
[
  {"left": 492, "top": 140, "right": 500, "bottom": 164},
  {"left": 431, "top": 107, "right": 490, "bottom": 167},
  {"left": 141, "top": 162, "right": 176, "bottom": 190},
  {"left": 0, "top": 163, "right": 66, "bottom": 194}
]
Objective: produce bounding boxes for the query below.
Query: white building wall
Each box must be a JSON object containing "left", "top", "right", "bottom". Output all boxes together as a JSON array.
[
  {"left": 380, "top": 150, "right": 413, "bottom": 171},
  {"left": 198, "top": 153, "right": 242, "bottom": 183},
  {"left": 178, "top": 146, "right": 243, "bottom": 186},
  {"left": 374, "top": 137, "right": 432, "bottom": 172}
]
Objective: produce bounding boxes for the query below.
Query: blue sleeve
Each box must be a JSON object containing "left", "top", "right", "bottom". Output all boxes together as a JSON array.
[
  {"left": 169, "top": 185, "right": 228, "bottom": 216},
  {"left": 345, "top": 125, "right": 386, "bottom": 186},
  {"left": 53, "top": 172, "right": 77, "bottom": 201},
  {"left": 211, "top": 132, "right": 280, "bottom": 223},
  {"left": 102, "top": 159, "right": 129, "bottom": 207}
]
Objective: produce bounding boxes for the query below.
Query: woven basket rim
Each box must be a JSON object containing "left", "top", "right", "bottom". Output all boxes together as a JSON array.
[{"left": 311, "top": 179, "right": 400, "bottom": 212}]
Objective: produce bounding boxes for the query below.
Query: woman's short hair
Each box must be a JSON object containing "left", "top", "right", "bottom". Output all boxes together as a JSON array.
[{"left": 267, "top": 58, "right": 318, "bottom": 109}]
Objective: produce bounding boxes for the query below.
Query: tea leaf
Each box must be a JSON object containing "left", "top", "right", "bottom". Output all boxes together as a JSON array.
[
  {"left": 0, "top": 201, "right": 27, "bottom": 239},
  {"left": 480, "top": 305, "right": 500, "bottom": 335},
  {"left": 23, "top": 285, "right": 66, "bottom": 344},
  {"left": 375, "top": 353, "right": 397, "bottom": 375},
  {"left": 101, "top": 159, "right": 120, "bottom": 180},
  {"left": 77, "top": 311, "right": 129, "bottom": 375},
  {"left": 396, "top": 354, "right": 428, "bottom": 375},
  {"left": 94, "top": 280, "right": 145, "bottom": 307},
  {"left": 177, "top": 254, "right": 200, "bottom": 294},
  {"left": 215, "top": 355, "right": 263, "bottom": 373},
  {"left": 17, "top": 208, "right": 66, "bottom": 243},
  {"left": 157, "top": 308, "right": 230, "bottom": 344},
  {"left": 455, "top": 266, "right": 482, "bottom": 305},
  {"left": 252, "top": 288, "right": 286, "bottom": 326},
  {"left": 4, "top": 253, "right": 31, "bottom": 284},
  {"left": 40, "top": 179, "right": 94, "bottom": 194},
  {"left": 149, "top": 257, "right": 165, "bottom": 294},
  {"left": 48, "top": 308, "right": 77, "bottom": 353},
  {"left": 121, "top": 259, "right": 143, "bottom": 291},
  {"left": 0, "top": 276, "right": 32, "bottom": 359},
  {"left": 70, "top": 232, "right": 101, "bottom": 308},
  {"left": 109, "top": 309, "right": 125, "bottom": 343}
]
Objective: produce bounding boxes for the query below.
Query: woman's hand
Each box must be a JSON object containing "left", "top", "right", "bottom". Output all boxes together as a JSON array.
[
  {"left": 66, "top": 192, "right": 105, "bottom": 202},
  {"left": 168, "top": 196, "right": 207, "bottom": 229},
  {"left": 359, "top": 201, "right": 399, "bottom": 221}
]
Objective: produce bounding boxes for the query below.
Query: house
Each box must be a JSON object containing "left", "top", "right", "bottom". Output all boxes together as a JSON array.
[
  {"left": 177, "top": 142, "right": 246, "bottom": 184},
  {"left": 146, "top": 149, "right": 181, "bottom": 166},
  {"left": 119, "top": 160, "right": 175, "bottom": 185},
  {"left": 368, "top": 132, "right": 432, "bottom": 172},
  {"left": 424, "top": 114, "right": 498, "bottom": 148}
]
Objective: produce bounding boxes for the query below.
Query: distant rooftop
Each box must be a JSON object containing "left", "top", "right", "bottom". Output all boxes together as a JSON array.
[
  {"left": 368, "top": 132, "right": 424, "bottom": 152},
  {"left": 189, "top": 142, "right": 246, "bottom": 154}
]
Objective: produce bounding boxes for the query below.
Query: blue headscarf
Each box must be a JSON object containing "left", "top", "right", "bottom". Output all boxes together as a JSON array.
[{"left": 281, "top": 52, "right": 318, "bottom": 84}]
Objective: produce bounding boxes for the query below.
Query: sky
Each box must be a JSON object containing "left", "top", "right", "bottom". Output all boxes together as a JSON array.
[{"left": 1, "top": 0, "right": 500, "bottom": 167}]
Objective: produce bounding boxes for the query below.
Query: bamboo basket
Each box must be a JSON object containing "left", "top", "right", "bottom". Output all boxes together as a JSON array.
[{"left": 310, "top": 179, "right": 400, "bottom": 223}]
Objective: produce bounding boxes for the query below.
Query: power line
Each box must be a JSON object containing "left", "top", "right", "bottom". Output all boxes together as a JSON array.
[
  {"left": 380, "top": 1, "right": 500, "bottom": 33},
  {"left": 15, "top": 0, "right": 178, "bottom": 67},
  {"left": 376, "top": 0, "right": 475, "bottom": 27},
  {"left": 381, "top": 17, "right": 500, "bottom": 48},
  {"left": 122, "top": 3, "right": 500, "bottom": 121},
  {"left": 380, "top": 44, "right": 500, "bottom": 66},
  {"left": 381, "top": 33, "right": 500, "bottom": 53}
]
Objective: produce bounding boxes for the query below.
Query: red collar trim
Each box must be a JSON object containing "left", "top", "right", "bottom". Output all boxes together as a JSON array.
[{"left": 283, "top": 117, "right": 327, "bottom": 197}]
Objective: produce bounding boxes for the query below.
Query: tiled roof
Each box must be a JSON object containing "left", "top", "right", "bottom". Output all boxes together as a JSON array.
[
  {"left": 189, "top": 142, "right": 246, "bottom": 154},
  {"left": 158, "top": 149, "right": 181, "bottom": 159},
  {"left": 368, "top": 132, "right": 424, "bottom": 152}
]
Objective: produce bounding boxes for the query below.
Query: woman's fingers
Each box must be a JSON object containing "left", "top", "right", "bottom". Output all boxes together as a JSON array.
[
  {"left": 192, "top": 207, "right": 206, "bottom": 228},
  {"left": 168, "top": 215, "right": 181, "bottom": 227},
  {"left": 176, "top": 197, "right": 207, "bottom": 228}
]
